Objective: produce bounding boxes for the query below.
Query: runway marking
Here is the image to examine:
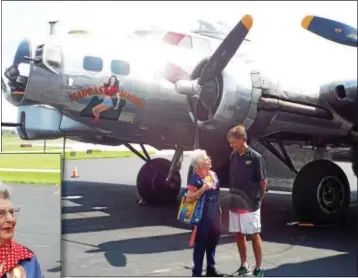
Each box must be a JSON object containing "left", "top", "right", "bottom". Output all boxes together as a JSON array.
[
  {"left": 62, "top": 210, "right": 110, "bottom": 220},
  {"left": 62, "top": 196, "right": 83, "bottom": 200},
  {"left": 92, "top": 206, "right": 108, "bottom": 210},
  {"left": 0, "top": 168, "right": 60, "bottom": 173},
  {"left": 267, "top": 190, "right": 291, "bottom": 195},
  {"left": 62, "top": 200, "right": 82, "bottom": 207}
]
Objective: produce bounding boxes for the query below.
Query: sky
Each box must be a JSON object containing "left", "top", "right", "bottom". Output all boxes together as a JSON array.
[{"left": 1, "top": 0, "right": 357, "bottom": 123}]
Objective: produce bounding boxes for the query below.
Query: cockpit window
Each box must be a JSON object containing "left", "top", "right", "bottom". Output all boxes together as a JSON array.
[
  {"left": 83, "top": 56, "right": 103, "bottom": 72},
  {"left": 111, "top": 59, "right": 130, "bottom": 76},
  {"left": 163, "top": 32, "right": 192, "bottom": 49}
]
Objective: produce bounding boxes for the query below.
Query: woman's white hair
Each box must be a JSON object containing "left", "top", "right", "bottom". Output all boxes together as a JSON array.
[
  {"left": 190, "top": 149, "right": 209, "bottom": 169},
  {"left": 0, "top": 183, "right": 11, "bottom": 199}
]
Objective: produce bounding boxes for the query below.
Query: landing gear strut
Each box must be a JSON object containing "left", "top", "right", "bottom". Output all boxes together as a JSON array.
[
  {"left": 260, "top": 140, "right": 351, "bottom": 224},
  {"left": 128, "top": 143, "right": 182, "bottom": 205}
]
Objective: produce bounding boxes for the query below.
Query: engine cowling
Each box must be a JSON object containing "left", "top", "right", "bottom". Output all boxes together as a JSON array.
[
  {"left": 188, "top": 58, "right": 256, "bottom": 134},
  {"left": 320, "top": 80, "right": 357, "bottom": 124}
]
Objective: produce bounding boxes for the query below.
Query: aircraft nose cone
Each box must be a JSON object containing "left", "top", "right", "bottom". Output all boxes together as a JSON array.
[
  {"left": 2, "top": 39, "right": 32, "bottom": 106},
  {"left": 1, "top": 75, "right": 11, "bottom": 96}
]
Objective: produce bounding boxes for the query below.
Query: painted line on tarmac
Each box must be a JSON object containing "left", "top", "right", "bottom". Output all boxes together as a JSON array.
[{"left": 0, "top": 168, "right": 60, "bottom": 173}]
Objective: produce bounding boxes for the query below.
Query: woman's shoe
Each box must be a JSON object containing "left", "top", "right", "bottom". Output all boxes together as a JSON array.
[{"left": 206, "top": 268, "right": 224, "bottom": 277}]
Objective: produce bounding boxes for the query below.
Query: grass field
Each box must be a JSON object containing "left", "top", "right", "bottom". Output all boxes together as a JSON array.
[
  {"left": 2, "top": 136, "right": 77, "bottom": 145},
  {"left": 0, "top": 150, "right": 153, "bottom": 185},
  {"left": 64, "top": 150, "right": 153, "bottom": 160},
  {"left": 0, "top": 153, "right": 61, "bottom": 185},
  {"left": 2, "top": 145, "right": 62, "bottom": 152},
  {"left": 2, "top": 136, "right": 154, "bottom": 159},
  {"left": 0, "top": 171, "right": 61, "bottom": 185},
  {"left": 0, "top": 153, "right": 61, "bottom": 169}
]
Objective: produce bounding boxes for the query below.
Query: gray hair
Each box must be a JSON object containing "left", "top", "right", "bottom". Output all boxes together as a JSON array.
[
  {"left": 0, "top": 183, "right": 11, "bottom": 200},
  {"left": 190, "top": 149, "right": 209, "bottom": 169}
]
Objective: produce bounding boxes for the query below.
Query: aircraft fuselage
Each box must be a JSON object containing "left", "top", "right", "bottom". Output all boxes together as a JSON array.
[{"left": 2, "top": 33, "right": 356, "bottom": 176}]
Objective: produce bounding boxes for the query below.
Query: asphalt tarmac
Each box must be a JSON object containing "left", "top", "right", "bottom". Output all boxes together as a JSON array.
[
  {"left": 5, "top": 183, "right": 61, "bottom": 278},
  {"left": 62, "top": 155, "right": 357, "bottom": 277}
]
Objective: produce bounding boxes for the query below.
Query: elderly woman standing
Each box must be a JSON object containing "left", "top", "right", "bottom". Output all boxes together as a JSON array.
[
  {"left": 186, "top": 150, "right": 223, "bottom": 277},
  {"left": 0, "top": 185, "right": 44, "bottom": 278}
]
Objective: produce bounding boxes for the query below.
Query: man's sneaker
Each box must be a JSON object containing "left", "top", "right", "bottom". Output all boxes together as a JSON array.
[
  {"left": 235, "top": 264, "right": 251, "bottom": 276},
  {"left": 252, "top": 267, "right": 264, "bottom": 277},
  {"left": 206, "top": 268, "right": 224, "bottom": 277}
]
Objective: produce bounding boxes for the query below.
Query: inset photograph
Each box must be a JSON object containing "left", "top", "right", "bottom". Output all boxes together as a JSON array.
[{"left": 0, "top": 153, "right": 61, "bottom": 278}]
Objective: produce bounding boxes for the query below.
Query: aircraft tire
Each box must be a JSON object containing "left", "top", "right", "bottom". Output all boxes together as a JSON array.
[
  {"left": 353, "top": 160, "right": 358, "bottom": 177},
  {"left": 136, "top": 158, "right": 181, "bottom": 205},
  {"left": 292, "top": 159, "right": 350, "bottom": 225},
  {"left": 352, "top": 146, "right": 358, "bottom": 177}
]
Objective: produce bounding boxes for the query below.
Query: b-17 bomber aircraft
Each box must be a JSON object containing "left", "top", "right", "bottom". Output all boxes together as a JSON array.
[{"left": 2, "top": 14, "right": 357, "bottom": 225}]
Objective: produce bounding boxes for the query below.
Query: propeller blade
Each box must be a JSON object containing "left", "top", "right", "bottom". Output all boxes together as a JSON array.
[
  {"left": 198, "top": 14, "right": 253, "bottom": 85},
  {"left": 302, "top": 15, "right": 357, "bottom": 47}
]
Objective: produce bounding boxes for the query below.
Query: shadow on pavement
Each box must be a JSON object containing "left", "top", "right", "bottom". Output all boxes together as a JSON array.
[
  {"left": 265, "top": 253, "right": 356, "bottom": 277},
  {"left": 62, "top": 181, "right": 357, "bottom": 275},
  {"left": 47, "top": 261, "right": 62, "bottom": 274}
]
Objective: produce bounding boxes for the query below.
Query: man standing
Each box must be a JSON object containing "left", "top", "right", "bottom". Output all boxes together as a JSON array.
[{"left": 226, "top": 124, "right": 267, "bottom": 277}]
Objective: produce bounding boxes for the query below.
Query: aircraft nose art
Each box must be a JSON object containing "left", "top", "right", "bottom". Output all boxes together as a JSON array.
[{"left": 2, "top": 39, "right": 32, "bottom": 106}]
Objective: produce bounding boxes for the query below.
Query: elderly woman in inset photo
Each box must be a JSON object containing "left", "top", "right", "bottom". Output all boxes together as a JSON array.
[
  {"left": 186, "top": 150, "right": 223, "bottom": 277},
  {"left": 0, "top": 185, "right": 44, "bottom": 278}
]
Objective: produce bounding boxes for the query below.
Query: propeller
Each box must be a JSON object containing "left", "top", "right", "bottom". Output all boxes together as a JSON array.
[
  {"left": 197, "top": 14, "right": 253, "bottom": 85},
  {"left": 170, "top": 14, "right": 253, "bottom": 149},
  {"left": 301, "top": 15, "right": 357, "bottom": 47}
]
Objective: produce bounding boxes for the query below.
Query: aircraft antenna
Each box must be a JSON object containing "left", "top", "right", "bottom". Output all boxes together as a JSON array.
[{"left": 49, "top": 20, "right": 59, "bottom": 35}]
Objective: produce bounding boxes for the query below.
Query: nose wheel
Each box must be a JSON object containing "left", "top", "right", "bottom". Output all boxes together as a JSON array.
[{"left": 136, "top": 158, "right": 181, "bottom": 205}]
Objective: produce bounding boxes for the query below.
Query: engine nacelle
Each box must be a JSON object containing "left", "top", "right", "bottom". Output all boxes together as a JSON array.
[
  {"left": 191, "top": 59, "right": 257, "bottom": 133},
  {"left": 320, "top": 80, "right": 357, "bottom": 124},
  {"left": 243, "top": 72, "right": 354, "bottom": 144}
]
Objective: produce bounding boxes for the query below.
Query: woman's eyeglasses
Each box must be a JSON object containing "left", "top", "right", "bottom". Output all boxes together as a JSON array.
[{"left": 0, "top": 207, "right": 20, "bottom": 219}]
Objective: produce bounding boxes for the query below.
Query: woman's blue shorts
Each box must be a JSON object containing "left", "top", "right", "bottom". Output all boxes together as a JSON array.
[{"left": 102, "top": 98, "right": 113, "bottom": 106}]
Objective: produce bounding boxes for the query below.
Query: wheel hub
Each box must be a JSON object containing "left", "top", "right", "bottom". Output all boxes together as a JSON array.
[{"left": 317, "top": 176, "right": 345, "bottom": 214}]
